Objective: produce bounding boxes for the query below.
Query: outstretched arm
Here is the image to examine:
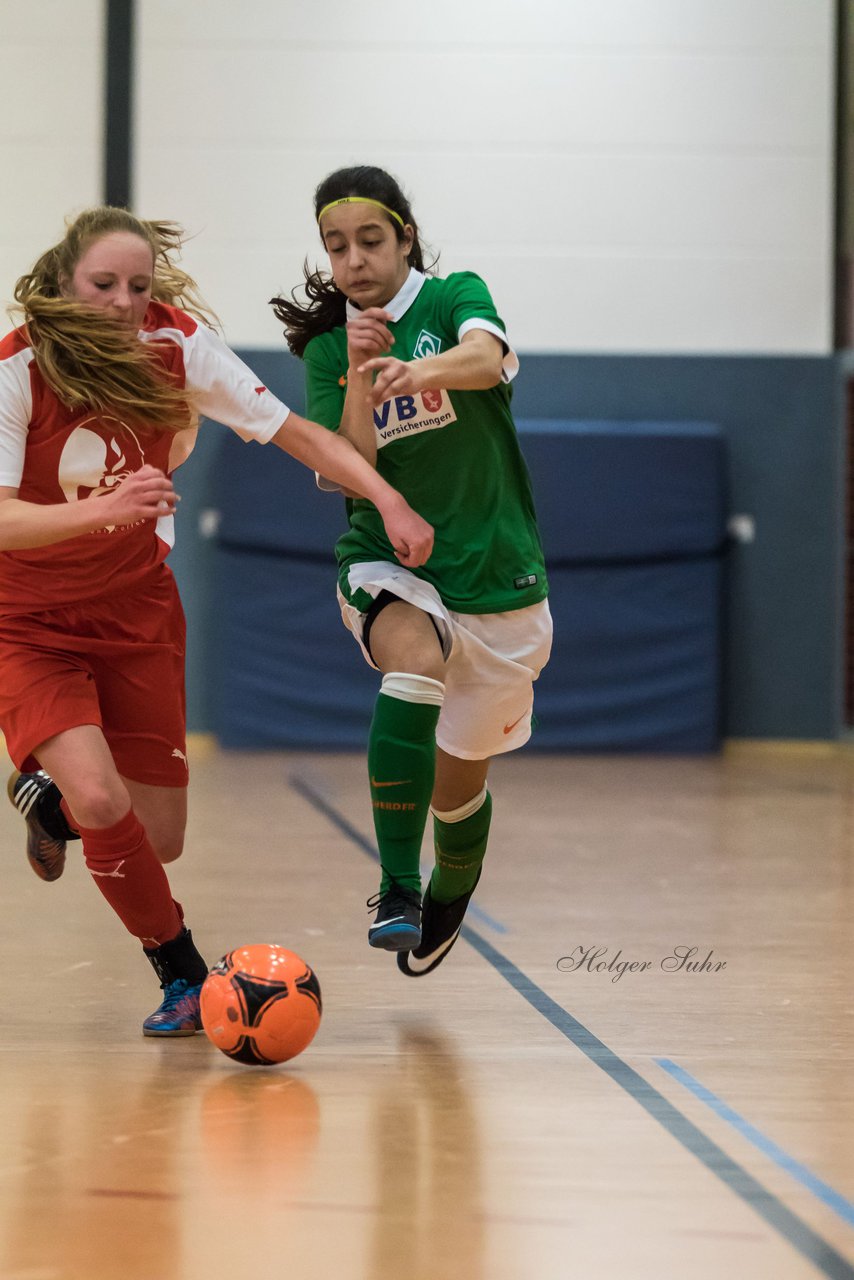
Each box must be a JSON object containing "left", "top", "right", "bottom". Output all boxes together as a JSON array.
[
  {"left": 270, "top": 414, "right": 433, "bottom": 568},
  {"left": 358, "top": 327, "right": 504, "bottom": 407}
]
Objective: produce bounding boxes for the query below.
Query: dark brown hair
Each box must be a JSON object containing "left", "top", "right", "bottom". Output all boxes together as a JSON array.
[{"left": 270, "top": 166, "right": 435, "bottom": 358}]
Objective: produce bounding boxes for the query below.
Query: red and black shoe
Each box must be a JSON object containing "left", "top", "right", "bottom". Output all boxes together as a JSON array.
[{"left": 7, "top": 769, "right": 79, "bottom": 882}]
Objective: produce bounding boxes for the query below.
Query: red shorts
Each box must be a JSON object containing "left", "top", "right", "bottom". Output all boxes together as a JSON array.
[{"left": 0, "top": 565, "right": 188, "bottom": 787}]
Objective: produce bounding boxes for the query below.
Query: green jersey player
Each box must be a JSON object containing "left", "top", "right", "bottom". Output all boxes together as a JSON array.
[{"left": 273, "top": 165, "right": 552, "bottom": 975}]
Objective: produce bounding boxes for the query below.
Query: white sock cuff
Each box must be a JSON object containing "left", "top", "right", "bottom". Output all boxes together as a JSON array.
[
  {"left": 431, "top": 786, "right": 488, "bottom": 825},
  {"left": 381, "top": 672, "right": 445, "bottom": 707}
]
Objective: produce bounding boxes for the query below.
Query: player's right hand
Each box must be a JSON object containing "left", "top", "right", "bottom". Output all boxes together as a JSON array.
[
  {"left": 346, "top": 308, "right": 395, "bottom": 364},
  {"left": 97, "top": 465, "right": 179, "bottom": 526}
]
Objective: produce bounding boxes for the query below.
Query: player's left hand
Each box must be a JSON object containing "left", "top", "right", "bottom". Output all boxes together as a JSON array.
[{"left": 357, "top": 356, "right": 423, "bottom": 407}]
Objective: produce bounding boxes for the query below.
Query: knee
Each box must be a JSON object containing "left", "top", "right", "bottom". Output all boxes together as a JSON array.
[
  {"left": 367, "top": 598, "right": 446, "bottom": 679},
  {"left": 68, "top": 781, "right": 131, "bottom": 831}
]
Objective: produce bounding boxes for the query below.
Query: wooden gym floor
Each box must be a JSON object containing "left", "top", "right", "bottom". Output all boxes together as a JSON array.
[{"left": 0, "top": 741, "right": 853, "bottom": 1280}]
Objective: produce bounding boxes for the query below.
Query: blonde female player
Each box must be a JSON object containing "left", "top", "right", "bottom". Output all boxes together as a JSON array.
[
  {"left": 0, "top": 206, "right": 432, "bottom": 1035},
  {"left": 272, "top": 165, "right": 551, "bottom": 973}
]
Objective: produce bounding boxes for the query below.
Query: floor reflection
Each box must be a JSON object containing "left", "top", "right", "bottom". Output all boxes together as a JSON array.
[
  {"left": 0, "top": 1055, "right": 213, "bottom": 1280},
  {"left": 368, "top": 1022, "right": 484, "bottom": 1280}
]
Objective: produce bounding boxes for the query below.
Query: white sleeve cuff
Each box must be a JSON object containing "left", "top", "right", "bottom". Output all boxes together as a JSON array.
[{"left": 457, "top": 318, "right": 519, "bottom": 383}]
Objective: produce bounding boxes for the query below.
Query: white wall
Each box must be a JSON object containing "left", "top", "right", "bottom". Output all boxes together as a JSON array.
[
  {"left": 0, "top": 1, "right": 103, "bottom": 312},
  {"left": 0, "top": 2, "right": 832, "bottom": 354},
  {"left": 137, "top": 0, "right": 835, "bottom": 355}
]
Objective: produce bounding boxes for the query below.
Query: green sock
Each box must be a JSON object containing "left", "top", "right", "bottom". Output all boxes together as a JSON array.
[
  {"left": 431, "top": 789, "right": 492, "bottom": 904},
  {"left": 368, "top": 678, "right": 442, "bottom": 894}
]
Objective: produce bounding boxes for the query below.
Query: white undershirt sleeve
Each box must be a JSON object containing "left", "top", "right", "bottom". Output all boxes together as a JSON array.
[
  {"left": 0, "top": 347, "right": 34, "bottom": 488},
  {"left": 171, "top": 324, "right": 290, "bottom": 443}
]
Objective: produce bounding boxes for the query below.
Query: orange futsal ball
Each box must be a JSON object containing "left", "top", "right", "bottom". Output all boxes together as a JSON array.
[{"left": 200, "top": 944, "right": 322, "bottom": 1067}]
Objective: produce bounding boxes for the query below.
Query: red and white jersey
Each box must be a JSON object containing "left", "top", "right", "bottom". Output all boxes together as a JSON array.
[{"left": 0, "top": 301, "right": 289, "bottom": 613}]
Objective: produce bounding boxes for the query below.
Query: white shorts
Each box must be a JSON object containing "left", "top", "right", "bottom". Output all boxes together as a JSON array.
[{"left": 338, "top": 561, "right": 553, "bottom": 761}]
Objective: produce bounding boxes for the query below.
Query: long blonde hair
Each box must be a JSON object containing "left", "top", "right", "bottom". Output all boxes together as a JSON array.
[{"left": 12, "top": 207, "right": 218, "bottom": 433}]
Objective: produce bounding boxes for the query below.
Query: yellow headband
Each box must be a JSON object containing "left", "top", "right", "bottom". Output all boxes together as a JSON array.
[{"left": 317, "top": 196, "right": 405, "bottom": 229}]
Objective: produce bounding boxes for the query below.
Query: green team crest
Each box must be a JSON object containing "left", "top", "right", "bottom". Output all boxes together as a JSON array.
[{"left": 413, "top": 329, "right": 442, "bottom": 359}]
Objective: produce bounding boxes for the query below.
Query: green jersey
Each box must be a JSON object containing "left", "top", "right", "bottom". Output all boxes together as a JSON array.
[{"left": 304, "top": 269, "right": 548, "bottom": 615}]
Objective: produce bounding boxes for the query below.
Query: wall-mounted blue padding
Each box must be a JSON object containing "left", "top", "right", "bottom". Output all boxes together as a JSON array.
[
  {"left": 210, "top": 418, "right": 725, "bottom": 752},
  {"left": 537, "top": 558, "right": 723, "bottom": 751},
  {"left": 213, "top": 418, "right": 727, "bottom": 563},
  {"left": 212, "top": 429, "right": 347, "bottom": 557},
  {"left": 212, "top": 547, "right": 376, "bottom": 749},
  {"left": 515, "top": 420, "right": 727, "bottom": 564},
  {"left": 211, "top": 548, "right": 722, "bottom": 752}
]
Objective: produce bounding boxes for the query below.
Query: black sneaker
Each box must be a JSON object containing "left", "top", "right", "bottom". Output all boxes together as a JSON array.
[
  {"left": 397, "top": 871, "right": 481, "bottom": 977},
  {"left": 367, "top": 882, "right": 422, "bottom": 951},
  {"left": 7, "top": 769, "right": 78, "bottom": 882}
]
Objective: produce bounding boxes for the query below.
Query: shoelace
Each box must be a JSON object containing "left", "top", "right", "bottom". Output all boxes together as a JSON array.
[
  {"left": 153, "top": 979, "right": 198, "bottom": 1014},
  {"left": 366, "top": 883, "right": 419, "bottom": 915}
]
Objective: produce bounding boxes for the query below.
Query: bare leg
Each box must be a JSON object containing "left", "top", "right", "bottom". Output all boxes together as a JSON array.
[
  {"left": 19, "top": 726, "right": 204, "bottom": 1034},
  {"left": 433, "top": 749, "right": 490, "bottom": 811},
  {"left": 36, "top": 725, "right": 133, "bottom": 828},
  {"left": 33, "top": 725, "right": 185, "bottom": 947},
  {"left": 122, "top": 779, "right": 187, "bottom": 864},
  {"left": 366, "top": 599, "right": 446, "bottom": 680}
]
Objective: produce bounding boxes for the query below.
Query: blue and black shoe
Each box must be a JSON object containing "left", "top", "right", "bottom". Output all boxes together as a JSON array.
[
  {"left": 142, "top": 927, "right": 207, "bottom": 1037},
  {"left": 142, "top": 978, "right": 204, "bottom": 1037},
  {"left": 367, "top": 881, "right": 422, "bottom": 951}
]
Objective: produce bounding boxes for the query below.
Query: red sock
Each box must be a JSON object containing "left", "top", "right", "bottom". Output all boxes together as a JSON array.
[{"left": 77, "top": 808, "right": 183, "bottom": 947}]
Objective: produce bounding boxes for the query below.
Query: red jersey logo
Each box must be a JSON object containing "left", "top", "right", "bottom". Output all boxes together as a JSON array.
[
  {"left": 58, "top": 416, "right": 149, "bottom": 532},
  {"left": 421, "top": 389, "right": 443, "bottom": 413}
]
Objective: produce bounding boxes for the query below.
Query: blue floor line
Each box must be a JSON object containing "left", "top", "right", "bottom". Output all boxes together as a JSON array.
[
  {"left": 656, "top": 1057, "right": 854, "bottom": 1229},
  {"left": 465, "top": 900, "right": 508, "bottom": 933}
]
